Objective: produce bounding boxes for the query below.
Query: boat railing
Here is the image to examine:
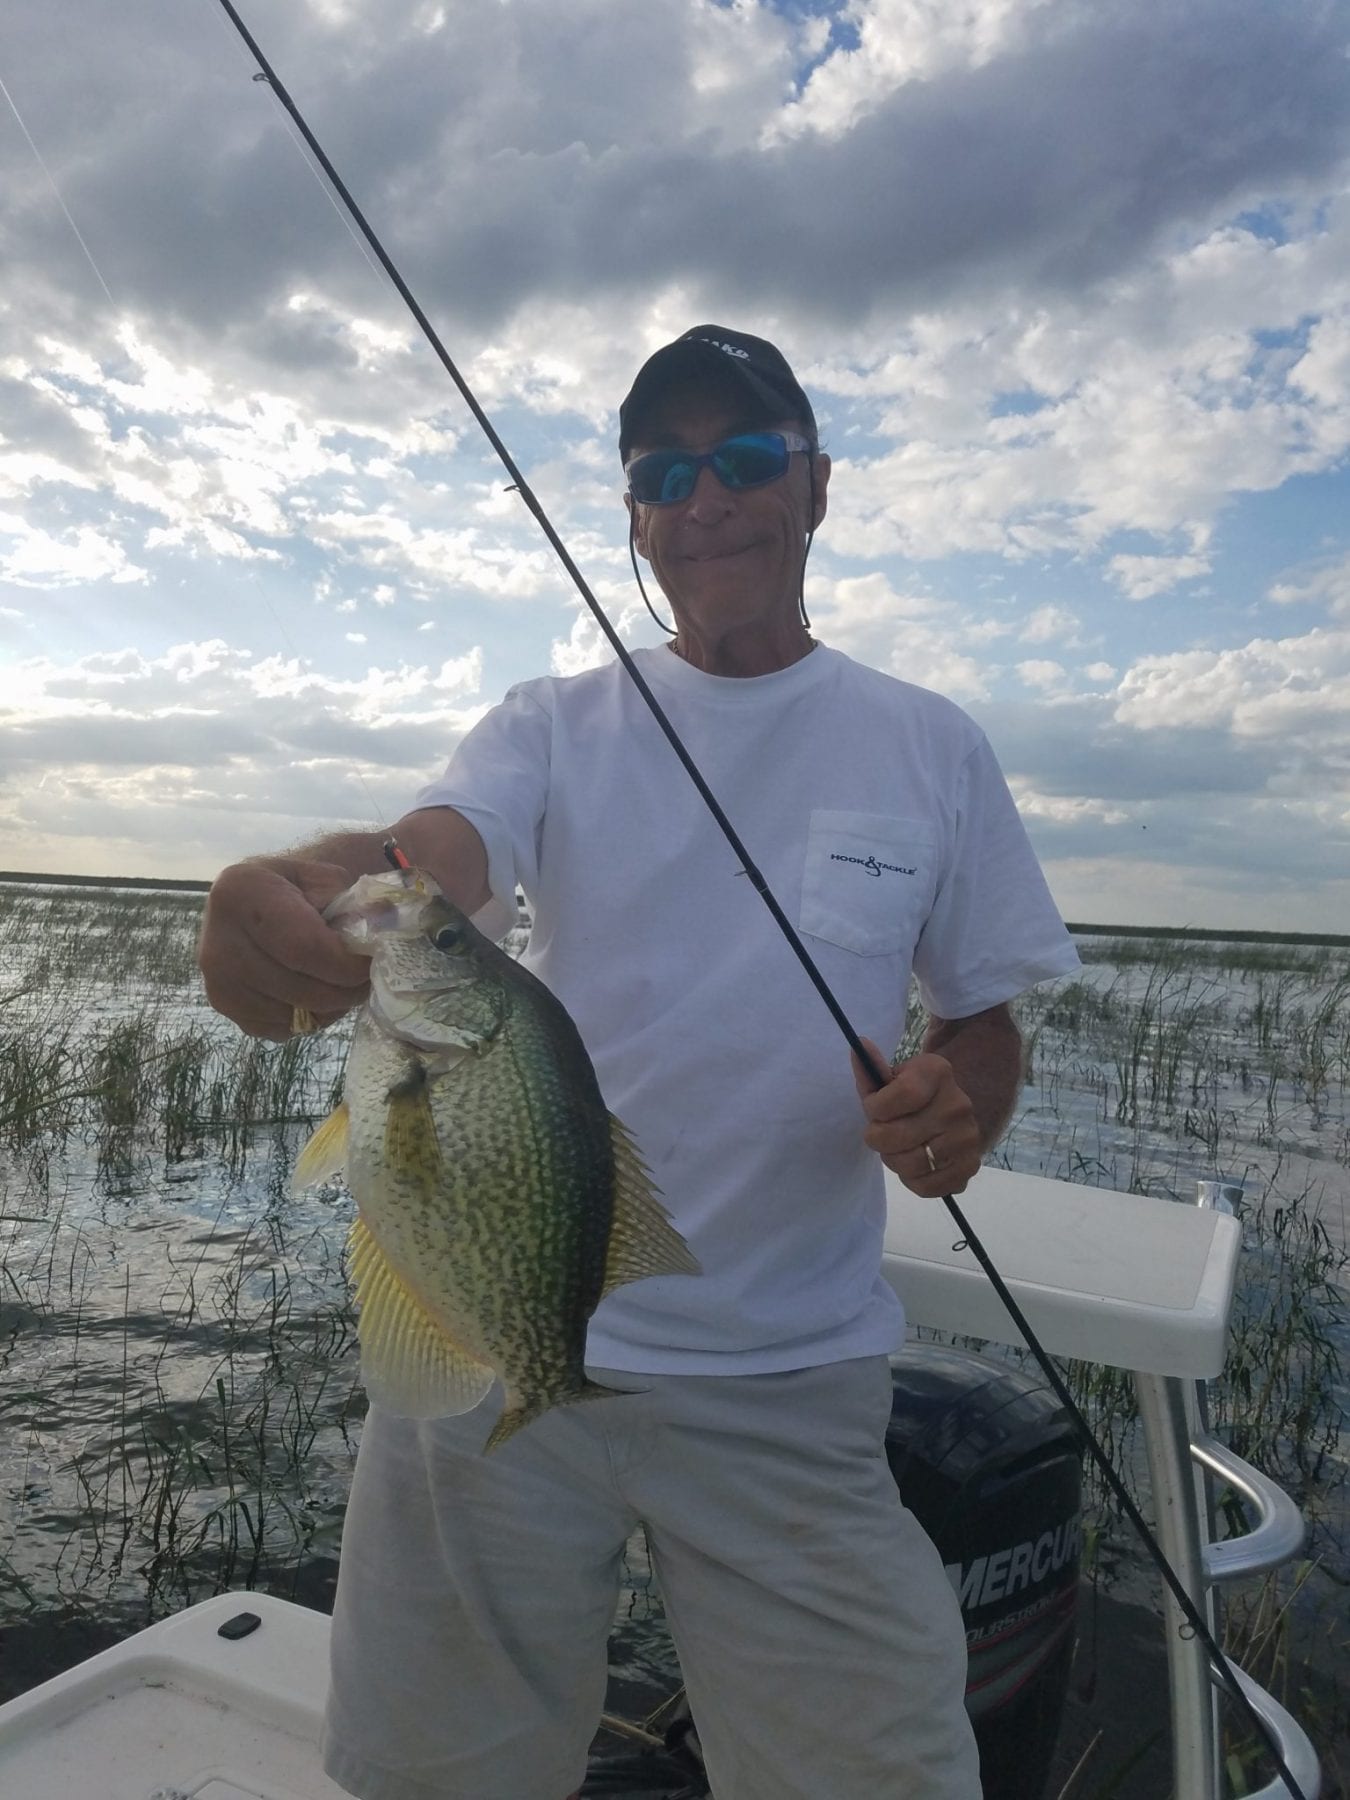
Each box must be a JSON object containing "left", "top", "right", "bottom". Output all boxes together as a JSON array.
[
  {"left": 1130, "top": 1178, "right": 1319, "bottom": 1800},
  {"left": 880, "top": 1163, "right": 1323, "bottom": 1800}
]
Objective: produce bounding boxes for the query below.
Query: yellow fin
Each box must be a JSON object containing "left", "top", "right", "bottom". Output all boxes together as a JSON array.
[
  {"left": 291, "top": 1102, "right": 350, "bottom": 1193},
  {"left": 601, "top": 1118, "right": 701, "bottom": 1298},
  {"left": 349, "top": 1214, "right": 495, "bottom": 1419},
  {"left": 383, "top": 1068, "right": 444, "bottom": 1188}
]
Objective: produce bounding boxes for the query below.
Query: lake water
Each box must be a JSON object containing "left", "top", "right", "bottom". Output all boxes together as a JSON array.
[{"left": 1, "top": 884, "right": 1346, "bottom": 1792}]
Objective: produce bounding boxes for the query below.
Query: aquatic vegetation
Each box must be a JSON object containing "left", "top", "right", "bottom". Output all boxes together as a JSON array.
[{"left": 0, "top": 882, "right": 1346, "bottom": 1782}]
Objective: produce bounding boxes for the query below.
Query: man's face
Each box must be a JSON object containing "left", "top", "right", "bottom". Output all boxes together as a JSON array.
[{"left": 624, "top": 387, "right": 830, "bottom": 647}]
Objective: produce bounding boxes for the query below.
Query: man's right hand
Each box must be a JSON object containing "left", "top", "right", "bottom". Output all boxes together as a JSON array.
[{"left": 198, "top": 855, "right": 373, "bottom": 1041}]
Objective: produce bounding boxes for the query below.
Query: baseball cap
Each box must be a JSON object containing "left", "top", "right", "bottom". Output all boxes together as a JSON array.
[{"left": 618, "top": 325, "right": 817, "bottom": 462}]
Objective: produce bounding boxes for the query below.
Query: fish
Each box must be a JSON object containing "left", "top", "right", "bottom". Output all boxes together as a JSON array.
[{"left": 291, "top": 866, "right": 699, "bottom": 1451}]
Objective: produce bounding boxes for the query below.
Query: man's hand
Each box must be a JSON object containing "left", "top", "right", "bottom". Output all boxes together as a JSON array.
[
  {"left": 199, "top": 856, "right": 372, "bottom": 1042},
  {"left": 851, "top": 1037, "right": 983, "bottom": 1198},
  {"left": 198, "top": 809, "right": 492, "bottom": 1042}
]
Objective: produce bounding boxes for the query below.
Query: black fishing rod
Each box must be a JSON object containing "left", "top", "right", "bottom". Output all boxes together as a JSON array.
[{"left": 211, "top": 6, "right": 1308, "bottom": 1791}]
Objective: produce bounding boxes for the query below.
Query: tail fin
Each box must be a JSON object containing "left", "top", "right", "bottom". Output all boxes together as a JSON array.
[{"left": 482, "top": 1379, "right": 627, "bottom": 1454}]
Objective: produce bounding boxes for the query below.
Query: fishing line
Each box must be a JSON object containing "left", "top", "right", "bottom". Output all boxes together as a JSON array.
[
  {"left": 199, "top": 0, "right": 390, "bottom": 297},
  {"left": 209, "top": 6, "right": 1308, "bottom": 1790},
  {"left": 1, "top": 45, "right": 395, "bottom": 840},
  {"left": 0, "top": 66, "right": 116, "bottom": 307}
]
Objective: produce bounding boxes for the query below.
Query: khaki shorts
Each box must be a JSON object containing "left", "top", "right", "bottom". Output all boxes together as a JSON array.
[{"left": 322, "top": 1356, "right": 980, "bottom": 1800}]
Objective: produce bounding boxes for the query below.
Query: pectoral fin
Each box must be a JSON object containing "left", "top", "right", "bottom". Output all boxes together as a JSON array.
[
  {"left": 600, "top": 1118, "right": 701, "bottom": 1298},
  {"left": 348, "top": 1214, "right": 495, "bottom": 1418},
  {"left": 291, "top": 1102, "right": 351, "bottom": 1193},
  {"left": 383, "top": 1064, "right": 445, "bottom": 1187}
]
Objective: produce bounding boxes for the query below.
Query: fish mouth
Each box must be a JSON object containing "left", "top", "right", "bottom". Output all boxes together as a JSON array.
[{"left": 324, "top": 868, "right": 443, "bottom": 948}]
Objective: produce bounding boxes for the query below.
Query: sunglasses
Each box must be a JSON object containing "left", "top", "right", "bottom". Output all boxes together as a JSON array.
[{"left": 625, "top": 430, "right": 814, "bottom": 506}]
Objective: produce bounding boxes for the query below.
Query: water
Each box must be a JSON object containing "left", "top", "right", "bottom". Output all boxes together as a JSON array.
[{"left": 0, "top": 886, "right": 1346, "bottom": 1790}]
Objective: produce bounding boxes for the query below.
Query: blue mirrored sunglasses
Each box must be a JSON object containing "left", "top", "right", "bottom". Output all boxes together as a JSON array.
[{"left": 625, "top": 430, "right": 814, "bottom": 506}]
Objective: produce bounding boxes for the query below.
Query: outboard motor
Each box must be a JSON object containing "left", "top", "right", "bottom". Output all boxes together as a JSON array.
[{"left": 886, "top": 1343, "right": 1083, "bottom": 1800}]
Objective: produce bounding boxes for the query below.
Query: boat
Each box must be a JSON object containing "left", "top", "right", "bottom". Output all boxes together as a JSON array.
[{"left": 0, "top": 1166, "right": 1322, "bottom": 1799}]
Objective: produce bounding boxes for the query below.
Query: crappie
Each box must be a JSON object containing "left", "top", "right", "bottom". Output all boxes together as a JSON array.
[{"left": 292, "top": 867, "right": 698, "bottom": 1450}]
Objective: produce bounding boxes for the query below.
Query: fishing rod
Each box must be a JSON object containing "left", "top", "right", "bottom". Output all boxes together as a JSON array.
[{"left": 211, "top": 6, "right": 1307, "bottom": 1791}]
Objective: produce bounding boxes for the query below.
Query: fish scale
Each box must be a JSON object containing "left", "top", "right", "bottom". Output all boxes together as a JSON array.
[{"left": 293, "top": 867, "right": 699, "bottom": 1450}]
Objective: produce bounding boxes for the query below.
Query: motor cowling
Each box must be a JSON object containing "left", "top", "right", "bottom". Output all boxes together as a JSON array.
[{"left": 886, "top": 1343, "right": 1083, "bottom": 1800}]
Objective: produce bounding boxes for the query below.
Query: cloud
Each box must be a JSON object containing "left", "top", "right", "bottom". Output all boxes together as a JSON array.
[
  {"left": 1014, "top": 658, "right": 1068, "bottom": 691},
  {"left": 809, "top": 571, "right": 998, "bottom": 699},
  {"left": 777, "top": 0, "right": 1056, "bottom": 138},
  {"left": 1, "top": 0, "right": 1347, "bottom": 928},
  {"left": 0, "top": 638, "right": 491, "bottom": 869},
  {"left": 5, "top": 0, "right": 1349, "bottom": 363},
  {"left": 975, "top": 695, "right": 1293, "bottom": 803},
  {"left": 1108, "top": 551, "right": 1211, "bottom": 601},
  {"left": 1290, "top": 311, "right": 1350, "bottom": 410},
  {"left": 1269, "top": 552, "right": 1350, "bottom": 619},
  {"left": 1113, "top": 628, "right": 1350, "bottom": 751},
  {"left": 0, "top": 512, "right": 147, "bottom": 589},
  {"left": 1019, "top": 603, "right": 1081, "bottom": 645}
]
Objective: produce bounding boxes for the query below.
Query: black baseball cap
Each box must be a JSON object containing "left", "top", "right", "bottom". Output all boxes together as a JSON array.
[{"left": 618, "top": 325, "right": 818, "bottom": 463}]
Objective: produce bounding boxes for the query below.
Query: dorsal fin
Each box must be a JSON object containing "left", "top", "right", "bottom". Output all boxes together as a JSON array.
[
  {"left": 348, "top": 1214, "right": 496, "bottom": 1418},
  {"left": 601, "top": 1118, "right": 701, "bottom": 1298}
]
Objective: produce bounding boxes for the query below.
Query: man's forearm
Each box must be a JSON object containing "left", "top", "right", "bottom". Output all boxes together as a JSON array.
[
  {"left": 272, "top": 808, "right": 492, "bottom": 917},
  {"left": 921, "top": 1005, "right": 1023, "bottom": 1153},
  {"left": 276, "top": 829, "right": 390, "bottom": 881}
]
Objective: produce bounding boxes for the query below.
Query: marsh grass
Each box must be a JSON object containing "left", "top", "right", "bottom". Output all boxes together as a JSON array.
[
  {"left": 1219, "top": 1567, "right": 1349, "bottom": 1800},
  {"left": 1, "top": 887, "right": 1347, "bottom": 1788},
  {"left": 0, "top": 1001, "right": 342, "bottom": 1159},
  {"left": 3, "top": 1236, "right": 361, "bottom": 1626},
  {"left": 1, "top": 881, "right": 359, "bottom": 1637},
  {"left": 1077, "top": 935, "right": 1343, "bottom": 980}
]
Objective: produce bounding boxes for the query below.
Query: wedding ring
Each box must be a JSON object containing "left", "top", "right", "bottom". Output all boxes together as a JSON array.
[{"left": 923, "top": 1142, "right": 938, "bottom": 1174}]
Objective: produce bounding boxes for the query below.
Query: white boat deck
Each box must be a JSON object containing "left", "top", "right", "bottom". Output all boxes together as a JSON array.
[{"left": 0, "top": 1591, "right": 340, "bottom": 1799}]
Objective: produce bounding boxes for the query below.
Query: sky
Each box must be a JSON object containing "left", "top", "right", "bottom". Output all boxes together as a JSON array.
[{"left": 1, "top": 0, "right": 1348, "bottom": 932}]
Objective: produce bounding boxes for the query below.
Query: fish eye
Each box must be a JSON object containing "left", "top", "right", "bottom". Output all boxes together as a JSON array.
[{"left": 433, "top": 925, "right": 465, "bottom": 953}]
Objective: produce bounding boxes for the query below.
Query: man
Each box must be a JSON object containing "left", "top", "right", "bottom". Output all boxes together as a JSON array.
[{"left": 199, "top": 325, "right": 1080, "bottom": 1800}]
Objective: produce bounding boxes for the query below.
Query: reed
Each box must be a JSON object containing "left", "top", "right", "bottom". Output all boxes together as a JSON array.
[{"left": 0, "top": 883, "right": 1345, "bottom": 1785}]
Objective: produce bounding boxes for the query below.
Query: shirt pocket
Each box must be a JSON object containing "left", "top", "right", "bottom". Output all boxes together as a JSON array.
[{"left": 799, "top": 811, "right": 939, "bottom": 957}]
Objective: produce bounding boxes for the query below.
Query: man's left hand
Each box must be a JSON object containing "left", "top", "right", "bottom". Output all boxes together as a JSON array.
[{"left": 851, "top": 1039, "right": 982, "bottom": 1197}]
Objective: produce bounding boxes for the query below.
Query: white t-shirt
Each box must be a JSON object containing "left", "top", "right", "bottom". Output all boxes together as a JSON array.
[{"left": 415, "top": 643, "right": 1079, "bottom": 1374}]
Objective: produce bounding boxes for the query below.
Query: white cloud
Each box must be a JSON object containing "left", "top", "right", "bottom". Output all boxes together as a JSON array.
[
  {"left": 1043, "top": 853, "right": 1350, "bottom": 934},
  {"left": 808, "top": 571, "right": 997, "bottom": 700},
  {"left": 812, "top": 205, "right": 1350, "bottom": 570},
  {"left": 1015, "top": 658, "right": 1067, "bottom": 690},
  {"left": 1113, "top": 628, "right": 1350, "bottom": 751},
  {"left": 1108, "top": 552, "right": 1211, "bottom": 601},
  {"left": 1289, "top": 311, "right": 1350, "bottom": 409},
  {"left": 1269, "top": 552, "right": 1350, "bottom": 619},
  {"left": 548, "top": 596, "right": 646, "bottom": 677},
  {"left": 1019, "top": 603, "right": 1081, "bottom": 645},
  {"left": 1, "top": 0, "right": 1348, "bottom": 927},
  {"left": 0, "top": 638, "right": 493, "bottom": 871},
  {"left": 776, "top": 0, "right": 1055, "bottom": 140},
  {"left": 0, "top": 512, "right": 147, "bottom": 589},
  {"left": 1006, "top": 783, "right": 1131, "bottom": 828}
]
